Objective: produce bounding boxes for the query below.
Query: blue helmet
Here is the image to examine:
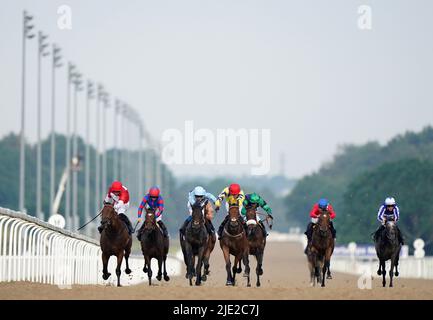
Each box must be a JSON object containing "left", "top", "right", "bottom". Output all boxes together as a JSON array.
[{"left": 318, "top": 198, "right": 329, "bottom": 210}]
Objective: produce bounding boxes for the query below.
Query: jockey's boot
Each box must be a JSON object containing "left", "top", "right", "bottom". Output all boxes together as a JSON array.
[
  {"left": 179, "top": 216, "right": 192, "bottom": 236},
  {"left": 373, "top": 225, "right": 385, "bottom": 242},
  {"left": 205, "top": 219, "right": 215, "bottom": 235},
  {"left": 218, "top": 216, "right": 230, "bottom": 240},
  {"left": 330, "top": 221, "right": 336, "bottom": 239},
  {"left": 258, "top": 220, "right": 268, "bottom": 237},
  {"left": 396, "top": 225, "right": 404, "bottom": 245},
  {"left": 118, "top": 213, "right": 133, "bottom": 235},
  {"left": 97, "top": 223, "right": 104, "bottom": 234},
  {"left": 157, "top": 220, "right": 169, "bottom": 238}
]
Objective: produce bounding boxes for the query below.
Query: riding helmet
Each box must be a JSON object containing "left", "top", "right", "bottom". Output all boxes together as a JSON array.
[
  {"left": 111, "top": 181, "right": 123, "bottom": 192},
  {"left": 149, "top": 186, "right": 160, "bottom": 197},
  {"left": 229, "top": 183, "right": 241, "bottom": 195},
  {"left": 318, "top": 198, "right": 329, "bottom": 210}
]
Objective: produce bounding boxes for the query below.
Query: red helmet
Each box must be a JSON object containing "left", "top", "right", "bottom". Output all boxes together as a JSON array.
[
  {"left": 148, "top": 186, "right": 160, "bottom": 197},
  {"left": 111, "top": 181, "right": 123, "bottom": 192},
  {"left": 229, "top": 183, "right": 241, "bottom": 195}
]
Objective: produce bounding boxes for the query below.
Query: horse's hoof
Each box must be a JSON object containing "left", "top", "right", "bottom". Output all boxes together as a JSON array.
[
  {"left": 125, "top": 268, "right": 132, "bottom": 275},
  {"left": 185, "top": 273, "right": 188, "bottom": 279},
  {"left": 205, "top": 270, "right": 210, "bottom": 275},
  {"left": 258, "top": 269, "right": 263, "bottom": 276},
  {"left": 321, "top": 284, "right": 325, "bottom": 287},
  {"left": 143, "top": 267, "right": 148, "bottom": 273},
  {"left": 256, "top": 282, "right": 261, "bottom": 287},
  {"left": 156, "top": 275, "right": 162, "bottom": 281},
  {"left": 390, "top": 284, "right": 393, "bottom": 288},
  {"left": 247, "top": 283, "right": 251, "bottom": 287},
  {"left": 195, "top": 281, "right": 201, "bottom": 286},
  {"left": 237, "top": 267, "right": 242, "bottom": 273},
  {"left": 377, "top": 270, "right": 381, "bottom": 276},
  {"left": 326, "top": 274, "right": 332, "bottom": 280},
  {"left": 202, "top": 275, "right": 207, "bottom": 282},
  {"left": 226, "top": 281, "right": 233, "bottom": 286},
  {"left": 102, "top": 273, "right": 111, "bottom": 280},
  {"left": 117, "top": 284, "right": 122, "bottom": 287},
  {"left": 395, "top": 272, "right": 399, "bottom": 277},
  {"left": 164, "top": 275, "right": 170, "bottom": 281}
]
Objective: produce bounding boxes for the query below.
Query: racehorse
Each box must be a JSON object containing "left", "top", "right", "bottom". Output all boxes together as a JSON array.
[
  {"left": 99, "top": 203, "right": 132, "bottom": 287},
  {"left": 242, "top": 205, "right": 266, "bottom": 287},
  {"left": 309, "top": 211, "right": 334, "bottom": 287},
  {"left": 180, "top": 199, "right": 209, "bottom": 286},
  {"left": 139, "top": 205, "right": 170, "bottom": 286},
  {"left": 219, "top": 205, "right": 250, "bottom": 286},
  {"left": 375, "top": 217, "right": 401, "bottom": 287}
]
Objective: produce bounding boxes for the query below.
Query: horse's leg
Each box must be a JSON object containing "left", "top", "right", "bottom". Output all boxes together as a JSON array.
[
  {"left": 237, "top": 259, "right": 242, "bottom": 273},
  {"left": 202, "top": 254, "right": 209, "bottom": 281},
  {"left": 389, "top": 257, "right": 396, "bottom": 288},
  {"left": 381, "top": 260, "right": 386, "bottom": 287},
  {"left": 327, "top": 261, "right": 332, "bottom": 279},
  {"left": 146, "top": 256, "right": 153, "bottom": 286},
  {"left": 102, "top": 252, "right": 111, "bottom": 280},
  {"left": 395, "top": 255, "right": 400, "bottom": 277},
  {"left": 232, "top": 255, "right": 241, "bottom": 287},
  {"left": 309, "top": 258, "right": 315, "bottom": 287},
  {"left": 184, "top": 242, "right": 194, "bottom": 286},
  {"left": 243, "top": 252, "right": 250, "bottom": 277},
  {"left": 115, "top": 253, "right": 123, "bottom": 287},
  {"left": 124, "top": 243, "right": 132, "bottom": 275},
  {"left": 163, "top": 255, "right": 170, "bottom": 281},
  {"left": 256, "top": 251, "right": 264, "bottom": 287},
  {"left": 195, "top": 247, "right": 205, "bottom": 286},
  {"left": 222, "top": 246, "right": 233, "bottom": 286},
  {"left": 156, "top": 257, "right": 163, "bottom": 282}
]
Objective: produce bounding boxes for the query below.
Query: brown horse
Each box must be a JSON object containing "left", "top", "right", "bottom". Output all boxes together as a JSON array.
[
  {"left": 99, "top": 204, "right": 132, "bottom": 287},
  {"left": 219, "top": 205, "right": 249, "bottom": 286},
  {"left": 309, "top": 212, "right": 334, "bottom": 287},
  {"left": 242, "top": 205, "right": 266, "bottom": 287},
  {"left": 139, "top": 206, "right": 170, "bottom": 286}
]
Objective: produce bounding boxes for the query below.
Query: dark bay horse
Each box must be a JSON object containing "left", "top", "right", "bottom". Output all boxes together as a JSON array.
[
  {"left": 139, "top": 206, "right": 170, "bottom": 286},
  {"left": 180, "top": 199, "right": 209, "bottom": 286},
  {"left": 242, "top": 205, "right": 266, "bottom": 287},
  {"left": 309, "top": 212, "right": 334, "bottom": 287},
  {"left": 375, "top": 218, "right": 401, "bottom": 287},
  {"left": 99, "top": 204, "right": 132, "bottom": 287},
  {"left": 219, "top": 205, "right": 249, "bottom": 286}
]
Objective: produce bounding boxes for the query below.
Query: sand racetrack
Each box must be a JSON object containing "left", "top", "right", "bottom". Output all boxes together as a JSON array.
[{"left": 1, "top": 241, "right": 433, "bottom": 300}]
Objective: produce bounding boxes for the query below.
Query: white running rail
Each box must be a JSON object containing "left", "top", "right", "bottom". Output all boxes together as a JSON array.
[
  {"left": 0, "top": 207, "right": 102, "bottom": 285},
  {"left": 0, "top": 207, "right": 182, "bottom": 286}
]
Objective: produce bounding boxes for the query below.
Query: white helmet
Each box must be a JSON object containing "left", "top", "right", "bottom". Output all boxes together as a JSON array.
[
  {"left": 193, "top": 186, "right": 206, "bottom": 197},
  {"left": 384, "top": 197, "right": 396, "bottom": 206}
]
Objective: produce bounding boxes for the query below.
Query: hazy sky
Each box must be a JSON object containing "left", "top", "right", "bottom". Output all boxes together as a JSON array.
[{"left": 1, "top": 0, "right": 432, "bottom": 178}]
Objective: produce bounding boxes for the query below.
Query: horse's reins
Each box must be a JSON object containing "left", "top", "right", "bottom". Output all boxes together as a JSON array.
[
  {"left": 77, "top": 208, "right": 103, "bottom": 231},
  {"left": 224, "top": 228, "right": 244, "bottom": 238}
]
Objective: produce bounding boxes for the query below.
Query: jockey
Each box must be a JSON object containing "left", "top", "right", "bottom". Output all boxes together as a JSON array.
[
  {"left": 241, "top": 193, "right": 273, "bottom": 238},
  {"left": 215, "top": 183, "right": 246, "bottom": 239},
  {"left": 373, "top": 197, "right": 404, "bottom": 244},
  {"left": 179, "top": 186, "right": 217, "bottom": 235},
  {"left": 136, "top": 186, "right": 168, "bottom": 240},
  {"left": 98, "top": 181, "right": 133, "bottom": 234},
  {"left": 304, "top": 198, "right": 336, "bottom": 253}
]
